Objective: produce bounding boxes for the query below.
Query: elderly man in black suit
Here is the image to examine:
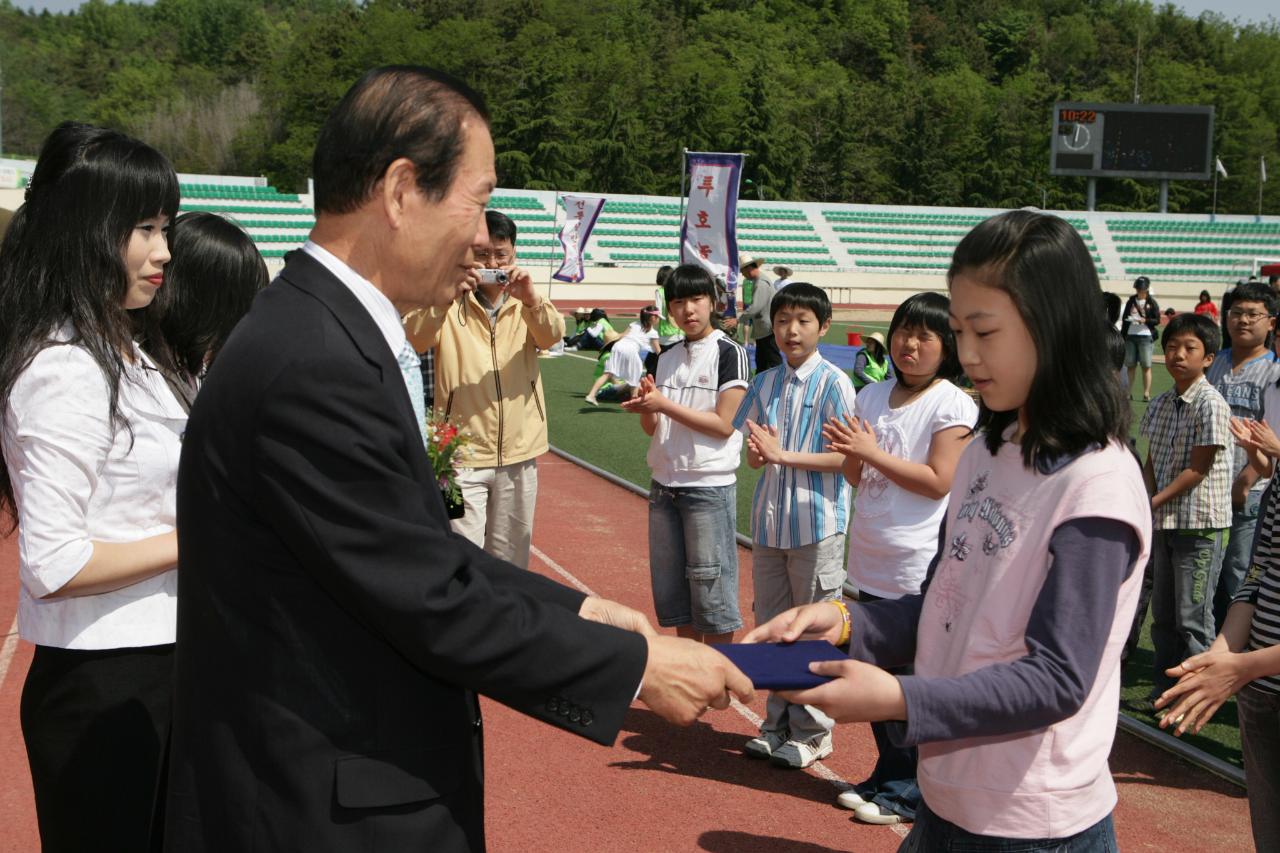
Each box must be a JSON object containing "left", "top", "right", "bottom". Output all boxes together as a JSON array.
[{"left": 164, "top": 65, "right": 752, "bottom": 852}]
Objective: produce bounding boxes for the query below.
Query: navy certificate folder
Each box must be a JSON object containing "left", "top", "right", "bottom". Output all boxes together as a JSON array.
[{"left": 715, "top": 641, "right": 848, "bottom": 690}]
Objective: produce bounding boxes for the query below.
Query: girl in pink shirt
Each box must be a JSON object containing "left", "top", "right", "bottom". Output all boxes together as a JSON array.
[{"left": 748, "top": 210, "right": 1152, "bottom": 852}]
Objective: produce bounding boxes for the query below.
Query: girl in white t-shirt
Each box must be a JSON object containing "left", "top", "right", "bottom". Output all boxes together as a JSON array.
[
  {"left": 822, "top": 291, "right": 976, "bottom": 826},
  {"left": 586, "top": 306, "right": 661, "bottom": 404}
]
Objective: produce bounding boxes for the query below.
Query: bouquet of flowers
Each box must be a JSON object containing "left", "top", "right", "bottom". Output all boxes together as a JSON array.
[{"left": 425, "top": 411, "right": 470, "bottom": 518}]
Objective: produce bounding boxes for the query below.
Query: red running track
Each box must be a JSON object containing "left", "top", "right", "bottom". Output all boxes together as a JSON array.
[{"left": 0, "top": 453, "right": 1255, "bottom": 851}]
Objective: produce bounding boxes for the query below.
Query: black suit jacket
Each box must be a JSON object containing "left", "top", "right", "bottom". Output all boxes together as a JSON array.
[{"left": 164, "top": 250, "right": 647, "bottom": 852}]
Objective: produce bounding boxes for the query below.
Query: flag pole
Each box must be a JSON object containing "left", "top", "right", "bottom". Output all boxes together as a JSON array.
[
  {"left": 679, "top": 148, "right": 689, "bottom": 265},
  {"left": 1260, "top": 158, "right": 1267, "bottom": 218},
  {"left": 547, "top": 187, "right": 560, "bottom": 305},
  {"left": 1213, "top": 169, "right": 1218, "bottom": 218}
]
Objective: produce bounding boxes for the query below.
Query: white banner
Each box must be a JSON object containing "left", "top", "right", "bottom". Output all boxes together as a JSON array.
[
  {"left": 680, "top": 152, "right": 744, "bottom": 316},
  {"left": 552, "top": 195, "right": 606, "bottom": 283}
]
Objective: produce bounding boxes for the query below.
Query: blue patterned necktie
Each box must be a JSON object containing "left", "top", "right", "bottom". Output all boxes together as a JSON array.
[{"left": 396, "top": 339, "right": 429, "bottom": 448}]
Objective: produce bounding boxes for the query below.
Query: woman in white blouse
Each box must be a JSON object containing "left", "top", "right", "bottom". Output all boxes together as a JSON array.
[{"left": 0, "top": 122, "right": 184, "bottom": 851}]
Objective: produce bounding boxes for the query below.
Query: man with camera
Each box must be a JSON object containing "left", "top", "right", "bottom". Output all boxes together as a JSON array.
[{"left": 405, "top": 209, "right": 563, "bottom": 568}]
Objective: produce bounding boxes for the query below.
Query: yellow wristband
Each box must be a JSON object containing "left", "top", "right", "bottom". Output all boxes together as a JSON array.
[{"left": 830, "top": 599, "right": 852, "bottom": 647}]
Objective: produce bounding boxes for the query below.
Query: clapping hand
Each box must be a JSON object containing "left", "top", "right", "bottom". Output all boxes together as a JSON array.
[
  {"left": 620, "top": 376, "right": 667, "bottom": 414},
  {"left": 1230, "top": 417, "right": 1280, "bottom": 459},
  {"left": 1155, "top": 650, "right": 1253, "bottom": 736},
  {"left": 822, "top": 415, "right": 878, "bottom": 460},
  {"left": 745, "top": 419, "right": 785, "bottom": 465}
]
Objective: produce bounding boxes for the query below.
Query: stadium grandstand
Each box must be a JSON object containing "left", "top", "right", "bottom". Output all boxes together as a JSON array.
[{"left": 2, "top": 164, "right": 1277, "bottom": 312}]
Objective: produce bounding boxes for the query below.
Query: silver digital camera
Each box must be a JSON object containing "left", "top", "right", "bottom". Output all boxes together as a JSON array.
[{"left": 475, "top": 268, "right": 509, "bottom": 285}]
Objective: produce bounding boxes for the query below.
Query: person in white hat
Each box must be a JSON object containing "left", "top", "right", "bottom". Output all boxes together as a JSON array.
[{"left": 736, "top": 252, "right": 781, "bottom": 372}]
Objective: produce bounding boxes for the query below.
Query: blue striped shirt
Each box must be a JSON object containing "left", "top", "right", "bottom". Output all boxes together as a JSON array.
[{"left": 733, "top": 351, "right": 857, "bottom": 548}]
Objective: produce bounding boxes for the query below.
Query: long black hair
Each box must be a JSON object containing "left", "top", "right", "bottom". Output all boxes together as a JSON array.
[
  {"left": 0, "top": 121, "right": 179, "bottom": 530},
  {"left": 949, "top": 210, "right": 1129, "bottom": 472},
  {"left": 887, "top": 292, "right": 962, "bottom": 385},
  {"left": 137, "top": 212, "right": 267, "bottom": 381}
]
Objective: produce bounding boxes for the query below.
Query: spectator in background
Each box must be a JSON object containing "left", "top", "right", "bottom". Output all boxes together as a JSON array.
[
  {"left": 1104, "top": 290, "right": 1122, "bottom": 331},
  {"left": 585, "top": 305, "right": 660, "bottom": 405},
  {"left": 1270, "top": 272, "right": 1279, "bottom": 296},
  {"left": 773, "top": 266, "right": 794, "bottom": 290},
  {"left": 405, "top": 209, "right": 563, "bottom": 569},
  {"left": 851, "top": 331, "right": 892, "bottom": 390},
  {"left": 735, "top": 252, "right": 781, "bottom": 372},
  {"left": 1195, "top": 289, "right": 1220, "bottom": 322},
  {"left": 1206, "top": 282, "right": 1280, "bottom": 632},
  {"left": 565, "top": 307, "right": 611, "bottom": 351},
  {"left": 1122, "top": 276, "right": 1160, "bottom": 401},
  {"left": 136, "top": 211, "right": 268, "bottom": 412}
]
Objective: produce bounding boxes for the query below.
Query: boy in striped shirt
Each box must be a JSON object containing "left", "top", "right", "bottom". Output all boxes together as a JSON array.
[{"left": 733, "top": 283, "right": 857, "bottom": 769}]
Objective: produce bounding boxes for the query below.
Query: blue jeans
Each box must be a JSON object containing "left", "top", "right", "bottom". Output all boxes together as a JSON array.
[
  {"left": 1149, "top": 528, "right": 1227, "bottom": 696},
  {"left": 1215, "top": 487, "right": 1262, "bottom": 630},
  {"left": 898, "top": 802, "right": 1116, "bottom": 852},
  {"left": 855, "top": 590, "right": 920, "bottom": 820},
  {"left": 647, "top": 481, "right": 742, "bottom": 634}
]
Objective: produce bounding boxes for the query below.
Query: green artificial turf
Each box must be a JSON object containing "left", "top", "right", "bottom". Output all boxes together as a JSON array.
[{"left": 540, "top": 323, "right": 1241, "bottom": 768}]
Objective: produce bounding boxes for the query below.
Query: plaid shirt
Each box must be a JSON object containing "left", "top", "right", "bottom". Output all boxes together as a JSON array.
[
  {"left": 419, "top": 348, "right": 436, "bottom": 408},
  {"left": 1140, "top": 375, "right": 1233, "bottom": 531}
]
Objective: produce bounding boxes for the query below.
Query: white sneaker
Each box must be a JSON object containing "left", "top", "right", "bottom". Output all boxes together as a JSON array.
[
  {"left": 769, "top": 731, "right": 833, "bottom": 769},
  {"left": 853, "top": 802, "right": 908, "bottom": 825},
  {"left": 743, "top": 728, "right": 789, "bottom": 760},
  {"left": 836, "top": 789, "right": 870, "bottom": 810}
]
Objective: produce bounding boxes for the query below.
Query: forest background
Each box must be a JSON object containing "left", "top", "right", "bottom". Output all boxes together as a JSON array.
[{"left": 1, "top": 0, "right": 1277, "bottom": 215}]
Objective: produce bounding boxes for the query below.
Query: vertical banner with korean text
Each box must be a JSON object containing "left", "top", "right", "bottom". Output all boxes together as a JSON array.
[
  {"left": 553, "top": 195, "right": 607, "bottom": 283},
  {"left": 680, "top": 152, "right": 744, "bottom": 317}
]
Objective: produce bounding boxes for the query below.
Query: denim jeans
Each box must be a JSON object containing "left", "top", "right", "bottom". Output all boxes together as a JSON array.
[
  {"left": 647, "top": 481, "right": 742, "bottom": 634},
  {"left": 1215, "top": 487, "right": 1262, "bottom": 630},
  {"left": 1238, "top": 684, "right": 1280, "bottom": 853},
  {"left": 1149, "top": 528, "right": 1227, "bottom": 696},
  {"left": 855, "top": 590, "right": 920, "bottom": 820},
  {"left": 898, "top": 802, "right": 1116, "bottom": 852}
]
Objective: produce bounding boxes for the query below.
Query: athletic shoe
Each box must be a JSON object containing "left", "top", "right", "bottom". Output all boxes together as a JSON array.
[
  {"left": 743, "top": 728, "right": 789, "bottom": 760},
  {"left": 769, "top": 731, "right": 833, "bottom": 769},
  {"left": 853, "top": 802, "right": 909, "bottom": 825},
  {"left": 836, "top": 788, "right": 870, "bottom": 810}
]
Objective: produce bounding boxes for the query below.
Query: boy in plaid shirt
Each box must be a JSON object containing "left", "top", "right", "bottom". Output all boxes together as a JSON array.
[{"left": 1138, "top": 312, "right": 1233, "bottom": 707}]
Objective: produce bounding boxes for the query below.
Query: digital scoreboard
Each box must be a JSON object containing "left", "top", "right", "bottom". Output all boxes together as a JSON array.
[{"left": 1050, "top": 102, "right": 1214, "bottom": 181}]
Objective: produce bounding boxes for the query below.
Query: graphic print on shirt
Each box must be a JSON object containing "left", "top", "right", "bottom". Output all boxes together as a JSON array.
[
  {"left": 859, "top": 421, "right": 907, "bottom": 507},
  {"left": 934, "top": 468, "right": 1020, "bottom": 631}
]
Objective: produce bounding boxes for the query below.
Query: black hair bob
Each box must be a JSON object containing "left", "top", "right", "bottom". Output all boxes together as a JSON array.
[
  {"left": 769, "top": 282, "right": 831, "bottom": 325},
  {"left": 887, "top": 292, "right": 962, "bottom": 383},
  {"left": 663, "top": 263, "right": 717, "bottom": 304},
  {"left": 138, "top": 212, "right": 268, "bottom": 381},
  {"left": 949, "top": 210, "right": 1129, "bottom": 473}
]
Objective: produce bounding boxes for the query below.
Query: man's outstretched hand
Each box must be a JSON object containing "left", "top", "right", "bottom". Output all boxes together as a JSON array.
[{"left": 639, "top": 635, "right": 754, "bottom": 726}]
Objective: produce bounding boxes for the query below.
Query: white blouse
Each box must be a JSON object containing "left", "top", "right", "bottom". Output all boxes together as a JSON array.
[{"left": 2, "top": 324, "right": 186, "bottom": 649}]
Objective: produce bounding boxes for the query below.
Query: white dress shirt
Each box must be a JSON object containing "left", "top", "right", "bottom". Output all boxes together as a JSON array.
[
  {"left": 302, "top": 241, "right": 406, "bottom": 359},
  {"left": 3, "top": 323, "right": 187, "bottom": 649}
]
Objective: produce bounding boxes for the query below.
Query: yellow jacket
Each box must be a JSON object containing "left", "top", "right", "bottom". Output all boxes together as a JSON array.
[{"left": 404, "top": 294, "right": 564, "bottom": 469}]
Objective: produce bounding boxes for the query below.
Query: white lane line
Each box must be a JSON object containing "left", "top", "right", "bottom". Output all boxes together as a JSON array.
[
  {"left": 0, "top": 615, "right": 19, "bottom": 689},
  {"left": 528, "top": 543, "right": 910, "bottom": 838}
]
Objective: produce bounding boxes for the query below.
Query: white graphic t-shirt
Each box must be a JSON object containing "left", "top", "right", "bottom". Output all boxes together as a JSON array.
[{"left": 846, "top": 378, "right": 977, "bottom": 598}]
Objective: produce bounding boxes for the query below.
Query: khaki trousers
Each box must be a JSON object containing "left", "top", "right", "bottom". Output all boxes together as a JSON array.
[{"left": 451, "top": 459, "right": 538, "bottom": 568}]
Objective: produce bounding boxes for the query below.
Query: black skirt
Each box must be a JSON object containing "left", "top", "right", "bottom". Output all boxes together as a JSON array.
[{"left": 21, "top": 643, "right": 175, "bottom": 853}]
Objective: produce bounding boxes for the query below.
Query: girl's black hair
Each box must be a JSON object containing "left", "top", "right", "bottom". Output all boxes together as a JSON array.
[
  {"left": 887, "top": 292, "right": 962, "bottom": 384},
  {"left": 1199, "top": 289, "right": 1212, "bottom": 302},
  {"left": 137, "top": 212, "right": 267, "bottom": 381},
  {"left": 949, "top": 210, "right": 1129, "bottom": 473},
  {"left": 588, "top": 307, "right": 608, "bottom": 322},
  {"left": 663, "top": 263, "right": 717, "bottom": 303},
  {"left": 638, "top": 304, "right": 660, "bottom": 332},
  {"left": 0, "top": 121, "right": 179, "bottom": 531}
]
